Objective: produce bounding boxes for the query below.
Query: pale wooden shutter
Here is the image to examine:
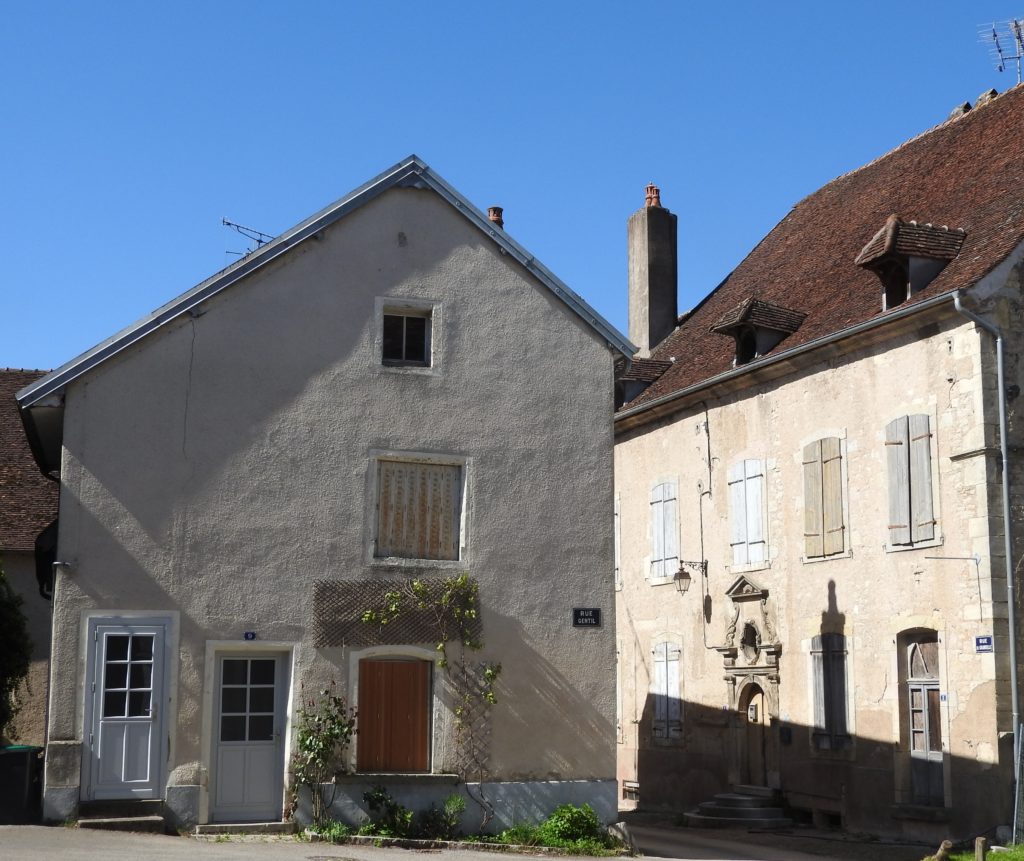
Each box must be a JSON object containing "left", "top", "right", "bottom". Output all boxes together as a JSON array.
[
  {"left": 886, "top": 416, "right": 912, "bottom": 545},
  {"left": 811, "top": 635, "right": 826, "bottom": 731},
  {"left": 803, "top": 441, "right": 825, "bottom": 558},
  {"left": 666, "top": 643, "right": 682, "bottom": 738},
  {"left": 744, "top": 459, "right": 765, "bottom": 563},
  {"left": 614, "top": 495, "right": 622, "bottom": 590},
  {"left": 651, "top": 643, "right": 667, "bottom": 738},
  {"left": 908, "top": 414, "right": 935, "bottom": 543},
  {"left": 821, "top": 437, "right": 844, "bottom": 556},
  {"left": 650, "top": 484, "right": 665, "bottom": 578},
  {"left": 663, "top": 482, "right": 679, "bottom": 574},
  {"left": 728, "top": 462, "right": 748, "bottom": 565},
  {"left": 377, "top": 461, "right": 460, "bottom": 560}
]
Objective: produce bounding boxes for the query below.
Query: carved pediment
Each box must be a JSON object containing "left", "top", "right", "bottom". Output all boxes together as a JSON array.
[{"left": 725, "top": 575, "right": 768, "bottom": 602}]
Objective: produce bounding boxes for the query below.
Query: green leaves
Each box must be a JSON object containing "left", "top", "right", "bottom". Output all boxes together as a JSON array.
[
  {"left": 291, "top": 683, "right": 357, "bottom": 826},
  {"left": 0, "top": 563, "right": 31, "bottom": 742}
]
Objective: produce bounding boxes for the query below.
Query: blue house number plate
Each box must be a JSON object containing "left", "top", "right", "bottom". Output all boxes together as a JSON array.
[{"left": 244, "top": 631, "right": 257, "bottom": 641}]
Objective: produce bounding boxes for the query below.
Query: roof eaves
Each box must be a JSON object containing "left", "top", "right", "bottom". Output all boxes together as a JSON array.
[
  {"left": 18, "top": 155, "right": 634, "bottom": 409},
  {"left": 616, "top": 289, "right": 958, "bottom": 428}
]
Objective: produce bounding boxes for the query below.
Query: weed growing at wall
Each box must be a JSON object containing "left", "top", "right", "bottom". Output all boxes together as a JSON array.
[{"left": 290, "top": 682, "right": 357, "bottom": 826}]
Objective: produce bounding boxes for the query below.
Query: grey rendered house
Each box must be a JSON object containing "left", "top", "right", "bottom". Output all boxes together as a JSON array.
[{"left": 17, "top": 156, "right": 633, "bottom": 829}]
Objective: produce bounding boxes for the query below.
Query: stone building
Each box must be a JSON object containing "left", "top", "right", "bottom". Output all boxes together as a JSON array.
[
  {"left": 614, "top": 86, "right": 1024, "bottom": 841},
  {"left": 17, "top": 156, "right": 632, "bottom": 829}
]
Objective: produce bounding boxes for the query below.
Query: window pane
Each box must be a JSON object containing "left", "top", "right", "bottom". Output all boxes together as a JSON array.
[
  {"left": 105, "top": 664, "right": 128, "bottom": 690},
  {"left": 128, "top": 691, "right": 151, "bottom": 717},
  {"left": 927, "top": 688, "right": 942, "bottom": 752},
  {"left": 912, "top": 710, "right": 924, "bottom": 730},
  {"left": 221, "top": 687, "right": 246, "bottom": 713},
  {"left": 249, "top": 687, "right": 274, "bottom": 713},
  {"left": 222, "top": 660, "right": 247, "bottom": 685},
  {"left": 382, "top": 315, "right": 404, "bottom": 361},
  {"left": 404, "top": 316, "right": 427, "bottom": 363},
  {"left": 911, "top": 689, "right": 923, "bottom": 709},
  {"left": 220, "top": 715, "right": 246, "bottom": 742},
  {"left": 104, "top": 691, "right": 127, "bottom": 718},
  {"left": 248, "top": 715, "right": 274, "bottom": 741},
  {"left": 106, "top": 635, "right": 130, "bottom": 662},
  {"left": 130, "top": 635, "right": 154, "bottom": 661},
  {"left": 129, "top": 664, "right": 152, "bottom": 690},
  {"left": 250, "top": 660, "right": 275, "bottom": 685},
  {"left": 911, "top": 730, "right": 925, "bottom": 752}
]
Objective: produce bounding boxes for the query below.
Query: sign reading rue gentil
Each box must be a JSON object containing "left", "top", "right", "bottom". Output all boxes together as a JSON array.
[{"left": 573, "top": 608, "right": 602, "bottom": 628}]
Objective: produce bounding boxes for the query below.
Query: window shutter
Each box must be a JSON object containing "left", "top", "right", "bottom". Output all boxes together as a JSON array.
[
  {"left": 885, "top": 416, "right": 912, "bottom": 545},
  {"left": 826, "top": 636, "right": 848, "bottom": 738},
  {"left": 650, "top": 484, "right": 665, "bottom": 578},
  {"left": 652, "top": 643, "right": 667, "bottom": 738},
  {"left": 744, "top": 460, "right": 765, "bottom": 564},
  {"left": 811, "top": 635, "right": 826, "bottom": 731},
  {"left": 614, "top": 495, "right": 622, "bottom": 590},
  {"left": 821, "top": 437, "right": 844, "bottom": 556},
  {"left": 663, "top": 482, "right": 679, "bottom": 574},
  {"left": 908, "top": 414, "right": 935, "bottom": 543},
  {"left": 667, "top": 644, "right": 682, "bottom": 738},
  {"left": 803, "top": 442, "right": 825, "bottom": 558},
  {"left": 728, "top": 462, "right": 748, "bottom": 565},
  {"left": 377, "top": 461, "right": 460, "bottom": 560}
]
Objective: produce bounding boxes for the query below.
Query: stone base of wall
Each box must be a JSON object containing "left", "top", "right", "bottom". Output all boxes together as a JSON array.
[{"left": 298, "top": 778, "right": 618, "bottom": 833}]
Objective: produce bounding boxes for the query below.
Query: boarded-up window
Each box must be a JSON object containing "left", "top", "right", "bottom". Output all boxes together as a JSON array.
[
  {"left": 885, "top": 414, "right": 935, "bottom": 546},
  {"left": 650, "top": 482, "right": 678, "bottom": 579},
  {"left": 728, "top": 459, "right": 766, "bottom": 565},
  {"left": 803, "top": 438, "right": 844, "bottom": 558},
  {"left": 376, "top": 461, "right": 461, "bottom": 560},
  {"left": 651, "top": 641, "right": 682, "bottom": 739},
  {"left": 811, "top": 633, "right": 849, "bottom": 749},
  {"left": 357, "top": 658, "right": 431, "bottom": 772}
]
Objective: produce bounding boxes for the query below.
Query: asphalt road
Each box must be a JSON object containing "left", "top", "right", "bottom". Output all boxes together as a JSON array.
[{"left": 0, "top": 824, "right": 930, "bottom": 861}]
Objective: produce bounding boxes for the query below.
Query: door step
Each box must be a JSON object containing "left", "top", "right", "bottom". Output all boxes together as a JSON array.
[
  {"left": 683, "top": 785, "right": 792, "bottom": 830},
  {"left": 78, "top": 815, "right": 166, "bottom": 833},
  {"left": 78, "top": 799, "right": 166, "bottom": 832},
  {"left": 195, "top": 821, "right": 295, "bottom": 835}
]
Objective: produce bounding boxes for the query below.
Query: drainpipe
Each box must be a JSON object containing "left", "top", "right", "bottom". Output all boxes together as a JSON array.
[{"left": 952, "top": 291, "right": 1019, "bottom": 779}]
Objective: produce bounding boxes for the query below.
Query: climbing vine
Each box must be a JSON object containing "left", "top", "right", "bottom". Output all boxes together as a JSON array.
[
  {"left": 290, "top": 682, "right": 357, "bottom": 826},
  {"left": 361, "top": 573, "right": 502, "bottom": 827},
  {"left": 0, "top": 561, "right": 32, "bottom": 742}
]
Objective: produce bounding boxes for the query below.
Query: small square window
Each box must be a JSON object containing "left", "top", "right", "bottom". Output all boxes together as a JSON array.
[{"left": 383, "top": 311, "right": 431, "bottom": 366}]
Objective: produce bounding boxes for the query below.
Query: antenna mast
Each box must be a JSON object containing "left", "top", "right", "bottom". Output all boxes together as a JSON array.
[
  {"left": 221, "top": 218, "right": 275, "bottom": 258},
  {"left": 980, "top": 19, "right": 1024, "bottom": 85}
]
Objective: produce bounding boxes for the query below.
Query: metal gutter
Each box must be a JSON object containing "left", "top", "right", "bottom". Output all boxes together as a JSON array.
[
  {"left": 952, "top": 291, "right": 1019, "bottom": 795},
  {"left": 17, "top": 155, "right": 634, "bottom": 411},
  {"left": 615, "top": 289, "right": 957, "bottom": 427}
]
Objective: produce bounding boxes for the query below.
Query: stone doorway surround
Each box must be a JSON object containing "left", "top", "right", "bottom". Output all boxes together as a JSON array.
[{"left": 715, "top": 575, "right": 782, "bottom": 789}]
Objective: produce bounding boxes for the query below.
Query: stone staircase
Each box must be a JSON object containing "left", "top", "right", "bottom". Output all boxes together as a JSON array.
[
  {"left": 77, "top": 799, "right": 166, "bottom": 833},
  {"left": 683, "top": 784, "right": 793, "bottom": 829}
]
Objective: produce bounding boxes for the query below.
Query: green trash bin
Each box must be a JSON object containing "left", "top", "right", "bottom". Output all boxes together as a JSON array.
[{"left": 0, "top": 745, "right": 43, "bottom": 824}]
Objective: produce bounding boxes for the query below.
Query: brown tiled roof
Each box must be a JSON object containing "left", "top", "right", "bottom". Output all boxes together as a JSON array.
[
  {"left": 1, "top": 370, "right": 57, "bottom": 552},
  {"left": 854, "top": 214, "right": 966, "bottom": 267},
  {"left": 623, "top": 84, "right": 1024, "bottom": 411},
  {"left": 620, "top": 358, "right": 673, "bottom": 383},
  {"left": 710, "top": 297, "right": 807, "bottom": 335}
]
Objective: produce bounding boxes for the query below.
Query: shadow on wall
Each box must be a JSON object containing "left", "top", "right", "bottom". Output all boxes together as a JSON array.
[{"left": 624, "top": 579, "right": 1012, "bottom": 843}]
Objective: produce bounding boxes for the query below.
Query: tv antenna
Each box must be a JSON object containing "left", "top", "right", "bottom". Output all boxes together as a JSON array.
[
  {"left": 222, "top": 218, "right": 274, "bottom": 258},
  {"left": 980, "top": 19, "right": 1024, "bottom": 84}
]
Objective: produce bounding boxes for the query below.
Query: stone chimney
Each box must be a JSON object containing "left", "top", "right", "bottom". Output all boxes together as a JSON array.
[{"left": 628, "top": 183, "right": 677, "bottom": 357}]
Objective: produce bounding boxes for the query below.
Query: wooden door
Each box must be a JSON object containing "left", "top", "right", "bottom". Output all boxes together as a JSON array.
[
  {"left": 357, "top": 659, "right": 430, "bottom": 772},
  {"left": 742, "top": 686, "right": 767, "bottom": 786}
]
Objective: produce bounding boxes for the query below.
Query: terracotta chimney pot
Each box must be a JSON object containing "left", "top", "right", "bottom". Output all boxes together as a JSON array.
[
  {"left": 488, "top": 206, "right": 504, "bottom": 229},
  {"left": 645, "top": 183, "right": 662, "bottom": 208}
]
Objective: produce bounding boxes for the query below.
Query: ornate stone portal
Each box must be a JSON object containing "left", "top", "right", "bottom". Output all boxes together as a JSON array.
[{"left": 715, "top": 575, "right": 782, "bottom": 788}]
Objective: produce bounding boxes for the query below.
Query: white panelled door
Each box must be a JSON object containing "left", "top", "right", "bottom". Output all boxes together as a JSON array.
[
  {"left": 85, "top": 619, "right": 168, "bottom": 800},
  {"left": 212, "top": 655, "right": 287, "bottom": 822}
]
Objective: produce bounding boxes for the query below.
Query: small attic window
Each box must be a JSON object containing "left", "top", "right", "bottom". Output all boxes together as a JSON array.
[
  {"left": 710, "top": 298, "right": 807, "bottom": 367},
  {"left": 855, "top": 216, "right": 965, "bottom": 311}
]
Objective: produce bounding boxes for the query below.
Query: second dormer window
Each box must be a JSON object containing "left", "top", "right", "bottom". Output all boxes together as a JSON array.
[{"left": 710, "top": 297, "right": 806, "bottom": 367}]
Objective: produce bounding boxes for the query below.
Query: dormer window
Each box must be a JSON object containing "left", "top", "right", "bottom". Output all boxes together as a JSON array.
[
  {"left": 710, "top": 298, "right": 807, "bottom": 367},
  {"left": 855, "top": 215, "right": 965, "bottom": 311}
]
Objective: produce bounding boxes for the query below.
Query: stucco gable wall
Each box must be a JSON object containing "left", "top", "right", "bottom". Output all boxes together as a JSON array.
[{"left": 49, "top": 185, "right": 615, "bottom": 782}]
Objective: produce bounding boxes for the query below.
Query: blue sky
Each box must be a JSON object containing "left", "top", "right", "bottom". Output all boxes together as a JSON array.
[{"left": 2, "top": 2, "right": 1019, "bottom": 370}]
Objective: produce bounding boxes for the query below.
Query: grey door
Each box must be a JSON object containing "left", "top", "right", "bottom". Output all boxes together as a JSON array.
[{"left": 212, "top": 655, "right": 286, "bottom": 822}]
